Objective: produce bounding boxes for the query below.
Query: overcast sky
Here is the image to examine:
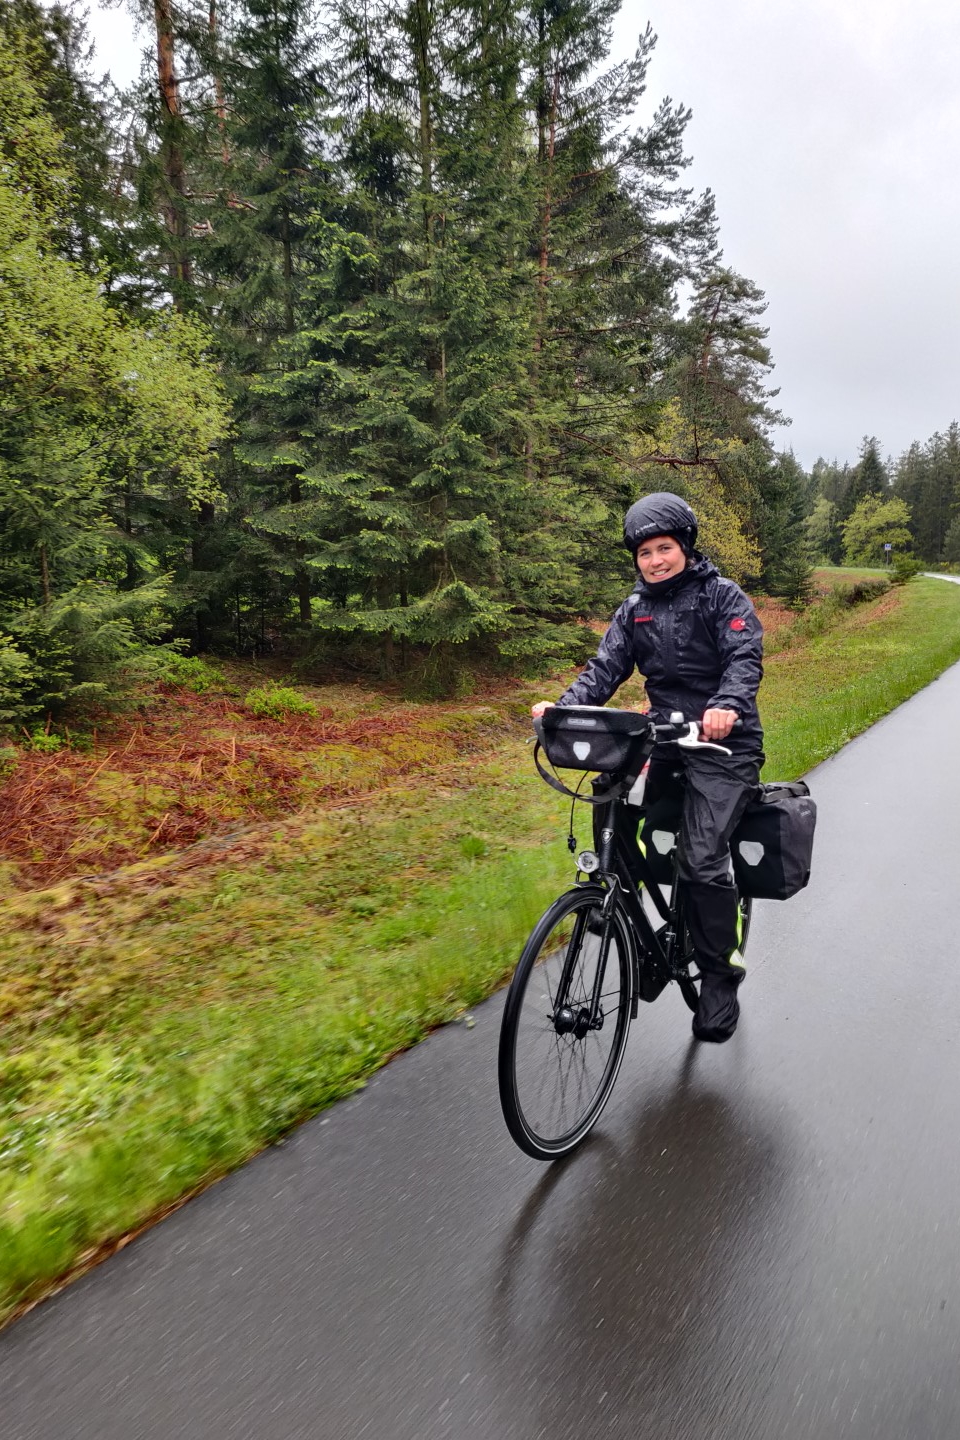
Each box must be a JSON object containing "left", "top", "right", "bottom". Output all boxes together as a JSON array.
[{"left": 82, "top": 0, "right": 960, "bottom": 468}]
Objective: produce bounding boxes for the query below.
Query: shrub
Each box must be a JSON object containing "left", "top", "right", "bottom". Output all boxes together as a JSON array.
[
  {"left": 780, "top": 576, "right": 892, "bottom": 647},
  {"left": 773, "top": 554, "right": 815, "bottom": 610},
  {"left": 890, "top": 557, "right": 923, "bottom": 585},
  {"left": 841, "top": 577, "right": 891, "bottom": 605},
  {"left": 1, "top": 580, "right": 176, "bottom": 728},
  {"left": 244, "top": 684, "right": 317, "bottom": 721},
  {"left": 159, "top": 654, "right": 230, "bottom": 694},
  {"left": 25, "top": 729, "right": 64, "bottom": 753}
]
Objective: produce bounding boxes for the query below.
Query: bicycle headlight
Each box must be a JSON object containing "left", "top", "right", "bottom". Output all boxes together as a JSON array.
[{"left": 576, "top": 849, "right": 599, "bottom": 873}]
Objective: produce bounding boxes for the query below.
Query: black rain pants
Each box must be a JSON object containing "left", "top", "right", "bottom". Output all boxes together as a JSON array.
[{"left": 645, "top": 748, "right": 762, "bottom": 976}]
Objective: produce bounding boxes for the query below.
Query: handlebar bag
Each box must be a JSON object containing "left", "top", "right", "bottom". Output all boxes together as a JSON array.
[
  {"left": 538, "top": 706, "right": 652, "bottom": 774},
  {"left": 731, "top": 780, "right": 817, "bottom": 900}
]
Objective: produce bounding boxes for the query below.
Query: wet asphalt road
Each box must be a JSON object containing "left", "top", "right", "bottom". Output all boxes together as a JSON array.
[{"left": 4, "top": 660, "right": 960, "bottom": 1440}]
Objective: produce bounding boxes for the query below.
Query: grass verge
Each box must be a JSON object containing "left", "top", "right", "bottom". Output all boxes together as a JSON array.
[{"left": 3, "top": 577, "right": 960, "bottom": 1321}]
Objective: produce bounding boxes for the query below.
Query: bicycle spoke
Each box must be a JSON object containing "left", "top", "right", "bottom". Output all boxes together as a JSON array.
[{"left": 500, "top": 894, "right": 632, "bottom": 1157}]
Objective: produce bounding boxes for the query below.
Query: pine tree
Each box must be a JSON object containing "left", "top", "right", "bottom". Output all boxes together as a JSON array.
[
  {"left": 843, "top": 435, "right": 887, "bottom": 514},
  {"left": 892, "top": 424, "right": 960, "bottom": 562},
  {"left": 806, "top": 457, "right": 850, "bottom": 562},
  {"left": 756, "top": 450, "right": 813, "bottom": 601}
]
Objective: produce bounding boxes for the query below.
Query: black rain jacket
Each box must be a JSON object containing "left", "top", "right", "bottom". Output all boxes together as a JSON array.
[{"left": 556, "top": 555, "right": 764, "bottom": 753}]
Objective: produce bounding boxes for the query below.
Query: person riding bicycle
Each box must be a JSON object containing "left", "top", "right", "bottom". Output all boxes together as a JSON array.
[{"left": 531, "top": 491, "right": 764, "bottom": 1044}]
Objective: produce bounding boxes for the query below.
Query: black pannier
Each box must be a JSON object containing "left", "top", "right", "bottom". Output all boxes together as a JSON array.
[
  {"left": 636, "top": 794, "right": 682, "bottom": 886},
  {"left": 594, "top": 791, "right": 681, "bottom": 887},
  {"left": 731, "top": 780, "right": 817, "bottom": 900},
  {"left": 538, "top": 706, "right": 651, "bottom": 774}
]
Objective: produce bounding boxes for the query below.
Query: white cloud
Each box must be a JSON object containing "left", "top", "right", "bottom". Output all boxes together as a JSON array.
[{"left": 614, "top": 0, "right": 960, "bottom": 464}]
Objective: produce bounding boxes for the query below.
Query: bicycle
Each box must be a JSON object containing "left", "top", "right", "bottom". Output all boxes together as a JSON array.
[{"left": 497, "top": 707, "right": 753, "bottom": 1162}]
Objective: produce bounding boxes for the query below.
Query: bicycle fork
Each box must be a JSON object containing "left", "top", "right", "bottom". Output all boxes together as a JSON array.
[
  {"left": 552, "top": 826, "right": 624, "bottom": 1038},
  {"left": 551, "top": 901, "right": 615, "bottom": 1037}
]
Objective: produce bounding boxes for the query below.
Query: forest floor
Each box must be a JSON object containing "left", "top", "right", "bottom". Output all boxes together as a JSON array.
[
  {"left": 4, "top": 571, "right": 960, "bottom": 1322},
  {"left": 0, "top": 591, "right": 800, "bottom": 896}
]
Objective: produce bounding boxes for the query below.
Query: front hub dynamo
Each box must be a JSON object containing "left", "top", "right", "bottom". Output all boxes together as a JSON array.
[{"left": 553, "top": 1005, "right": 602, "bottom": 1038}]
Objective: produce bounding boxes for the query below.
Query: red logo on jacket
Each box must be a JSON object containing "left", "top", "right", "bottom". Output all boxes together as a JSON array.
[
  {"left": 730, "top": 617, "right": 747, "bottom": 631},
  {"left": 634, "top": 615, "right": 653, "bottom": 623}
]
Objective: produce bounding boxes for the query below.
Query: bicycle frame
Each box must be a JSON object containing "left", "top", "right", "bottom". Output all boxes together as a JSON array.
[
  {"left": 598, "top": 794, "right": 688, "bottom": 1008},
  {"left": 538, "top": 714, "right": 739, "bottom": 1037},
  {"left": 551, "top": 789, "right": 688, "bottom": 1033}
]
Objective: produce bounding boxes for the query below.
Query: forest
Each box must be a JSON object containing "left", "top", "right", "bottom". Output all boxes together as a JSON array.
[{"left": 2, "top": 0, "right": 959, "bottom": 730}]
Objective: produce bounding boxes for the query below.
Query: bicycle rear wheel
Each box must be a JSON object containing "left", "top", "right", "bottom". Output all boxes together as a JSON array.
[
  {"left": 676, "top": 890, "right": 753, "bottom": 1013},
  {"left": 498, "top": 886, "right": 633, "bottom": 1161}
]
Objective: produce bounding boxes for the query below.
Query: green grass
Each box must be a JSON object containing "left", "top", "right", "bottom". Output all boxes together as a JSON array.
[
  {"left": 761, "top": 577, "right": 960, "bottom": 775},
  {"left": 2, "top": 576, "right": 960, "bottom": 1320}
]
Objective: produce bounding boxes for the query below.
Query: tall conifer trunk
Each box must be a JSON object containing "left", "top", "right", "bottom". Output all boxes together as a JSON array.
[
  {"left": 153, "top": 0, "right": 192, "bottom": 296},
  {"left": 208, "top": 0, "right": 230, "bottom": 165}
]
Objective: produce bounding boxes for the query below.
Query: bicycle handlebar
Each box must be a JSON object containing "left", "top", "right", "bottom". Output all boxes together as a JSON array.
[{"left": 651, "top": 712, "right": 739, "bottom": 757}]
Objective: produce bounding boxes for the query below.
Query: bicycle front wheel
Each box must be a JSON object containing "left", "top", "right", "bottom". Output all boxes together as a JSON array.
[{"left": 498, "top": 886, "right": 633, "bottom": 1161}]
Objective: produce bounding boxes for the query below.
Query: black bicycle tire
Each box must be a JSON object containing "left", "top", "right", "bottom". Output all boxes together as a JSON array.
[
  {"left": 498, "top": 885, "right": 633, "bottom": 1161},
  {"left": 676, "top": 891, "right": 753, "bottom": 1013}
]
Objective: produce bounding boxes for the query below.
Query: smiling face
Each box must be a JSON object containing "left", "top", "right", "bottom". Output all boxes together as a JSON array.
[{"left": 635, "top": 534, "right": 687, "bottom": 584}]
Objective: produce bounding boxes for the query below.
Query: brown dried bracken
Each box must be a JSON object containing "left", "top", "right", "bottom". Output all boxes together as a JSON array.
[{"left": 0, "top": 683, "right": 504, "bottom": 893}]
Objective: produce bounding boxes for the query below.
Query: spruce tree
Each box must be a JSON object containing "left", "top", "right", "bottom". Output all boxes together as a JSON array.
[
  {"left": 845, "top": 435, "right": 888, "bottom": 511},
  {"left": 756, "top": 450, "right": 813, "bottom": 601}
]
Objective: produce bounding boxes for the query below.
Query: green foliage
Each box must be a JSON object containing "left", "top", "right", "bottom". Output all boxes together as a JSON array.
[
  {"left": 780, "top": 576, "right": 890, "bottom": 645},
  {"left": 892, "top": 423, "right": 960, "bottom": 563},
  {"left": 845, "top": 436, "right": 888, "bottom": 511},
  {"left": 2, "top": 579, "right": 179, "bottom": 725},
  {"left": 841, "top": 495, "right": 912, "bottom": 566},
  {"left": 244, "top": 683, "right": 318, "bottom": 719},
  {"left": 0, "top": 637, "right": 34, "bottom": 725},
  {"left": 159, "top": 654, "right": 230, "bottom": 693},
  {"left": 890, "top": 556, "right": 923, "bottom": 585},
  {"left": 24, "top": 728, "right": 64, "bottom": 753},
  {"left": 0, "top": 26, "right": 229, "bottom": 723},
  {"left": 0, "top": 0, "right": 818, "bottom": 691},
  {"left": 775, "top": 553, "right": 815, "bottom": 609},
  {"left": 755, "top": 450, "right": 813, "bottom": 599},
  {"left": 944, "top": 515, "right": 960, "bottom": 565},
  {"left": 840, "top": 577, "right": 891, "bottom": 605},
  {"left": 805, "top": 494, "right": 837, "bottom": 561}
]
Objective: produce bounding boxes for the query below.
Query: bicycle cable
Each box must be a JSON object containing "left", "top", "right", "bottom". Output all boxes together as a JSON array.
[{"left": 567, "top": 770, "right": 591, "bottom": 854}]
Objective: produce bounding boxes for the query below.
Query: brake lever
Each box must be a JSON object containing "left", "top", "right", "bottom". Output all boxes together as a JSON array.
[{"left": 675, "top": 720, "right": 732, "bottom": 757}]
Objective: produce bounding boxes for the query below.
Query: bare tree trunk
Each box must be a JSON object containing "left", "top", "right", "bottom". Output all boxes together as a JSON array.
[
  {"left": 39, "top": 543, "right": 51, "bottom": 605},
  {"left": 154, "top": 0, "right": 192, "bottom": 296},
  {"left": 410, "top": 0, "right": 434, "bottom": 243},
  {"left": 281, "top": 210, "right": 295, "bottom": 334},
  {"left": 289, "top": 480, "right": 312, "bottom": 623},
  {"left": 209, "top": 0, "right": 230, "bottom": 166},
  {"left": 535, "top": 66, "right": 559, "bottom": 354},
  {"left": 528, "top": 27, "right": 559, "bottom": 488}
]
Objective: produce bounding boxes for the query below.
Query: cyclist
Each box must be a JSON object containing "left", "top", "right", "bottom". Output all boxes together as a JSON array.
[{"left": 531, "top": 491, "right": 764, "bottom": 1043}]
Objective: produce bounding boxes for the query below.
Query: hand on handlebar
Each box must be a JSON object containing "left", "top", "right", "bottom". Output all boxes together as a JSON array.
[
  {"left": 701, "top": 707, "right": 739, "bottom": 742},
  {"left": 659, "top": 710, "right": 738, "bottom": 756},
  {"left": 530, "top": 700, "right": 555, "bottom": 718}
]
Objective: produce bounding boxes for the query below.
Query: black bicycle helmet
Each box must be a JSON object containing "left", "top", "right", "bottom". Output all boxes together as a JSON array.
[{"left": 622, "top": 491, "right": 699, "bottom": 555}]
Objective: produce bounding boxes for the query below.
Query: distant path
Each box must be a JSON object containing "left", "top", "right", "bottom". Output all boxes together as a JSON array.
[
  {"left": 3, "top": 660, "right": 960, "bottom": 1439},
  {"left": 924, "top": 571, "right": 960, "bottom": 582}
]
